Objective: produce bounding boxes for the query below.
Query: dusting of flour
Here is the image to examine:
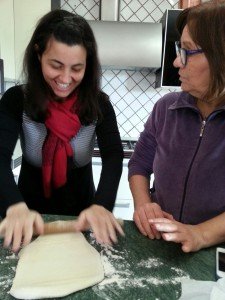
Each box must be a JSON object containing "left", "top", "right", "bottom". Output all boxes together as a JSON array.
[
  {"left": 88, "top": 233, "right": 190, "bottom": 299},
  {"left": 0, "top": 250, "right": 18, "bottom": 292}
]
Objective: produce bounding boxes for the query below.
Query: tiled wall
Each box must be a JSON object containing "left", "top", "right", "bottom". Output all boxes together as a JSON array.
[{"left": 61, "top": 0, "right": 179, "bottom": 138}]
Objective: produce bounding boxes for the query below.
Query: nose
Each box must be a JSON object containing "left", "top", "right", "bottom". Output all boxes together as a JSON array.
[
  {"left": 59, "top": 69, "right": 72, "bottom": 83},
  {"left": 173, "top": 55, "right": 183, "bottom": 69}
]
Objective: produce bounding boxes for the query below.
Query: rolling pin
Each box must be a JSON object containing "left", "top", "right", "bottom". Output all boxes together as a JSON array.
[
  {"left": 0, "top": 219, "right": 124, "bottom": 237},
  {"left": 39, "top": 219, "right": 124, "bottom": 235},
  {"left": 39, "top": 220, "right": 78, "bottom": 235}
]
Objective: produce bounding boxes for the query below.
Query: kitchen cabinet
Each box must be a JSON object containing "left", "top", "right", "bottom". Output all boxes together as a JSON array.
[{"left": 92, "top": 157, "right": 134, "bottom": 220}]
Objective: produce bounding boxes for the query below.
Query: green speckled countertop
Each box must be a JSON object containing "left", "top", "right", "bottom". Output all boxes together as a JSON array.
[{"left": 0, "top": 215, "right": 218, "bottom": 300}]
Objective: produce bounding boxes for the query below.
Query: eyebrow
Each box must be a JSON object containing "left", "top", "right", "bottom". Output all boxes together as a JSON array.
[
  {"left": 49, "top": 59, "right": 85, "bottom": 67},
  {"left": 181, "top": 41, "right": 201, "bottom": 50},
  {"left": 181, "top": 41, "right": 195, "bottom": 48}
]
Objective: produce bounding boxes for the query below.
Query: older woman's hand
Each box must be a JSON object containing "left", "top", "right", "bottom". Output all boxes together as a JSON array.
[
  {"left": 74, "top": 204, "right": 125, "bottom": 245},
  {"left": 133, "top": 202, "right": 174, "bottom": 240},
  {"left": 0, "top": 202, "right": 44, "bottom": 252},
  {"left": 149, "top": 218, "right": 205, "bottom": 252}
]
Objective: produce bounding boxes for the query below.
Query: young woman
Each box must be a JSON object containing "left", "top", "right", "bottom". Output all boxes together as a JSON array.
[{"left": 0, "top": 9, "right": 124, "bottom": 252}]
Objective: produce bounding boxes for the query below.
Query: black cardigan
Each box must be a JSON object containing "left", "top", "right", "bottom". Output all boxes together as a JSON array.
[{"left": 0, "top": 85, "right": 123, "bottom": 217}]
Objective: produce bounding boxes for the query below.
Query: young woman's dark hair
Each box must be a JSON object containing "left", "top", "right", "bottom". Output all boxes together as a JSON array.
[
  {"left": 176, "top": 1, "right": 225, "bottom": 100},
  {"left": 23, "top": 9, "right": 101, "bottom": 124}
]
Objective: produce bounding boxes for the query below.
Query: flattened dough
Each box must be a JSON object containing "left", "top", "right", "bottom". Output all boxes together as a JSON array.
[{"left": 10, "top": 232, "right": 104, "bottom": 299}]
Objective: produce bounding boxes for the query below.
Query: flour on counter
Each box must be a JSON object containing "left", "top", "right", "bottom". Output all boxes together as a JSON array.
[
  {"left": 88, "top": 233, "right": 190, "bottom": 297},
  {"left": 0, "top": 277, "right": 13, "bottom": 289},
  {"left": 5, "top": 253, "right": 17, "bottom": 260},
  {"left": 138, "top": 258, "right": 163, "bottom": 268},
  {"left": 0, "top": 250, "right": 18, "bottom": 291},
  {"left": 0, "top": 252, "right": 17, "bottom": 264}
]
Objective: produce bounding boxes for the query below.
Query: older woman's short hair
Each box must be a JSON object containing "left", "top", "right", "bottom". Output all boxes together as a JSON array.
[{"left": 176, "top": 1, "right": 225, "bottom": 100}]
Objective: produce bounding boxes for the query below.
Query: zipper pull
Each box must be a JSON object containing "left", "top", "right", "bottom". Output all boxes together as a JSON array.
[{"left": 200, "top": 120, "right": 206, "bottom": 137}]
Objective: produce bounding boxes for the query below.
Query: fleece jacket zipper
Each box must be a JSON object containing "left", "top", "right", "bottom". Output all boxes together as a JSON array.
[{"left": 179, "top": 119, "right": 206, "bottom": 222}]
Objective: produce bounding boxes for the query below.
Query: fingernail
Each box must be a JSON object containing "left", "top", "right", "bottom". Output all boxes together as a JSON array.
[
  {"left": 154, "top": 224, "right": 161, "bottom": 230},
  {"left": 164, "top": 233, "right": 172, "bottom": 241}
]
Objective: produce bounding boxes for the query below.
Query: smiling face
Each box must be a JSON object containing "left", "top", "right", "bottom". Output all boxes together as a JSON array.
[
  {"left": 173, "top": 25, "right": 210, "bottom": 100},
  {"left": 40, "top": 37, "right": 87, "bottom": 100}
]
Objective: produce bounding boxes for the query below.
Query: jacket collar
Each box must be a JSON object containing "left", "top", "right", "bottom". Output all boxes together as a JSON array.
[{"left": 169, "top": 91, "right": 225, "bottom": 113}]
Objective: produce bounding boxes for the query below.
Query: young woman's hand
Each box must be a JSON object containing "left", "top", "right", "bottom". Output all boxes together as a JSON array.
[
  {"left": 133, "top": 202, "right": 174, "bottom": 240},
  {"left": 149, "top": 218, "right": 205, "bottom": 252},
  {"left": 74, "top": 204, "right": 125, "bottom": 245},
  {"left": 0, "top": 202, "right": 44, "bottom": 252}
]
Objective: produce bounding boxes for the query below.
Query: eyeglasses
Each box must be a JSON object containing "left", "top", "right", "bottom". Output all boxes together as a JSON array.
[{"left": 175, "top": 41, "right": 204, "bottom": 66}]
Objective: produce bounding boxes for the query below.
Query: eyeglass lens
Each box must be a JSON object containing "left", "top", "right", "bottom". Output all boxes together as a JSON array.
[{"left": 175, "top": 42, "right": 186, "bottom": 65}]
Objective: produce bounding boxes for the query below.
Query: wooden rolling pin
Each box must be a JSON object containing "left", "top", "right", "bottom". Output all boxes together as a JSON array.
[
  {"left": 0, "top": 219, "right": 124, "bottom": 237},
  {"left": 40, "top": 220, "right": 78, "bottom": 235},
  {"left": 39, "top": 219, "right": 124, "bottom": 235},
  {"left": 0, "top": 220, "right": 75, "bottom": 238}
]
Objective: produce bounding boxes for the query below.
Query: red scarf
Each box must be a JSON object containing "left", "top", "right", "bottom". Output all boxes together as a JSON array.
[{"left": 42, "top": 92, "right": 81, "bottom": 198}]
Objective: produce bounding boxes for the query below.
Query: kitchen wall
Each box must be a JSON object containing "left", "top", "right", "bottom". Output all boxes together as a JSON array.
[
  {"left": 60, "top": 0, "right": 180, "bottom": 139},
  {"left": 0, "top": 1, "right": 15, "bottom": 81},
  {"left": 0, "top": 0, "right": 51, "bottom": 92}
]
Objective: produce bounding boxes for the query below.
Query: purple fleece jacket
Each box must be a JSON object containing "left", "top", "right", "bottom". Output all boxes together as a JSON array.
[{"left": 128, "top": 91, "right": 225, "bottom": 225}]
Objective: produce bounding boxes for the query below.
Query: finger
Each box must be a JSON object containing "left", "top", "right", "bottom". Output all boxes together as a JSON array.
[
  {"left": 94, "top": 227, "right": 110, "bottom": 245},
  {"left": 162, "top": 232, "right": 176, "bottom": 242},
  {"left": 74, "top": 214, "right": 89, "bottom": 232},
  {"left": 147, "top": 206, "right": 162, "bottom": 239},
  {"left": 112, "top": 218, "right": 125, "bottom": 237},
  {"left": 22, "top": 229, "right": 33, "bottom": 247},
  {"left": 34, "top": 214, "right": 44, "bottom": 235},
  {"left": 0, "top": 219, "right": 6, "bottom": 237},
  {"left": 109, "top": 216, "right": 124, "bottom": 243},
  {"left": 149, "top": 218, "right": 172, "bottom": 224},
  {"left": 105, "top": 219, "right": 117, "bottom": 244},
  {"left": 148, "top": 206, "right": 163, "bottom": 239},
  {"left": 22, "top": 219, "right": 34, "bottom": 247},
  {"left": 149, "top": 223, "right": 161, "bottom": 240},
  {"left": 133, "top": 211, "right": 148, "bottom": 236},
  {"left": 97, "top": 218, "right": 113, "bottom": 245},
  {"left": 86, "top": 217, "right": 105, "bottom": 244},
  {"left": 12, "top": 224, "right": 23, "bottom": 253},
  {"left": 181, "top": 243, "right": 192, "bottom": 253},
  {"left": 139, "top": 208, "right": 155, "bottom": 239},
  {"left": 153, "top": 222, "right": 178, "bottom": 233},
  {"left": 161, "top": 229, "right": 194, "bottom": 253},
  {"left": 162, "top": 232, "right": 187, "bottom": 244},
  {"left": 3, "top": 227, "right": 14, "bottom": 248}
]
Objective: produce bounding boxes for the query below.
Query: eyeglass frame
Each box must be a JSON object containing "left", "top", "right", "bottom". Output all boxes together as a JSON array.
[{"left": 175, "top": 41, "right": 204, "bottom": 66}]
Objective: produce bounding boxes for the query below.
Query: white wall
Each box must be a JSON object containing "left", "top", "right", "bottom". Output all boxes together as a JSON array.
[
  {"left": 0, "top": 0, "right": 15, "bottom": 79},
  {"left": 0, "top": 0, "right": 51, "bottom": 81},
  {"left": 14, "top": 0, "right": 51, "bottom": 80}
]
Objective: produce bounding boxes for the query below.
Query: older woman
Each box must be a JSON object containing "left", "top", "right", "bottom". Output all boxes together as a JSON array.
[{"left": 128, "top": 1, "right": 225, "bottom": 252}]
